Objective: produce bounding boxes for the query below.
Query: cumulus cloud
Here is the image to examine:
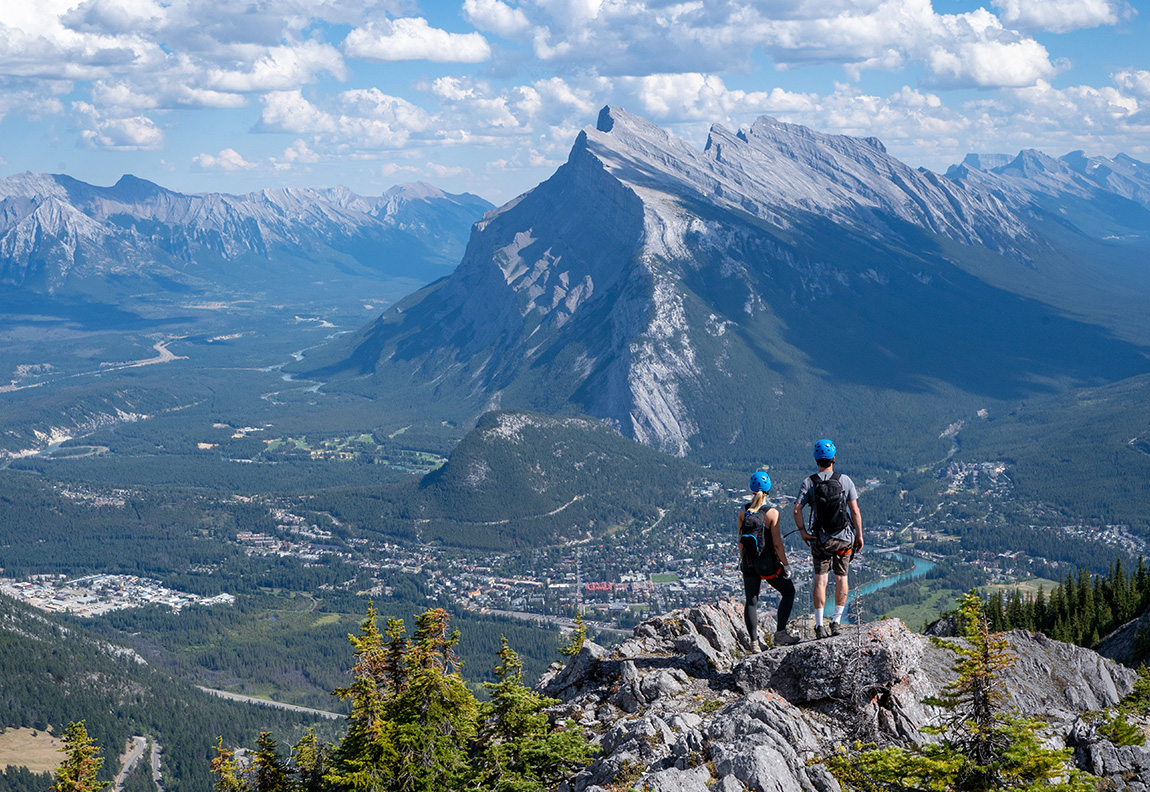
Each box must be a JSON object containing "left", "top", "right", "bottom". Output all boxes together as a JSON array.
[
  {"left": 425, "top": 162, "right": 469, "bottom": 178},
  {"left": 451, "top": 0, "right": 1062, "bottom": 90},
  {"left": 257, "top": 88, "right": 435, "bottom": 149},
  {"left": 343, "top": 17, "right": 491, "bottom": 63},
  {"left": 193, "top": 148, "right": 257, "bottom": 171},
  {"left": 462, "top": 0, "right": 532, "bottom": 38},
  {"left": 991, "top": 0, "right": 1130, "bottom": 33},
  {"left": 925, "top": 35, "right": 1056, "bottom": 88},
  {"left": 283, "top": 139, "right": 319, "bottom": 164},
  {"left": 62, "top": 0, "right": 166, "bottom": 36},
  {"left": 73, "top": 101, "right": 164, "bottom": 149},
  {"left": 1114, "top": 70, "right": 1150, "bottom": 100},
  {"left": 205, "top": 42, "right": 346, "bottom": 92}
]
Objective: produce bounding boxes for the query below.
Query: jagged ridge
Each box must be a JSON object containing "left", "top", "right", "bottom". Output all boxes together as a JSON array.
[{"left": 0, "top": 173, "right": 492, "bottom": 292}]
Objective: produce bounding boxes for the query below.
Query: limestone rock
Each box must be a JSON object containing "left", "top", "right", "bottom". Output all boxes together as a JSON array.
[{"left": 542, "top": 601, "right": 1145, "bottom": 792}]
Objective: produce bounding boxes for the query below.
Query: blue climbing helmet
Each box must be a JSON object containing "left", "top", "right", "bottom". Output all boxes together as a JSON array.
[
  {"left": 814, "top": 439, "right": 837, "bottom": 461},
  {"left": 749, "top": 471, "right": 772, "bottom": 493}
]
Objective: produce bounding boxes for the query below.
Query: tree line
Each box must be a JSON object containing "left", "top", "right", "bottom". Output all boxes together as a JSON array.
[{"left": 985, "top": 557, "right": 1150, "bottom": 651}]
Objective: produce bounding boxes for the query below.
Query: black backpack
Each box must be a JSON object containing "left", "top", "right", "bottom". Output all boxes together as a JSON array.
[
  {"left": 809, "top": 472, "right": 853, "bottom": 543},
  {"left": 740, "top": 506, "right": 779, "bottom": 576}
]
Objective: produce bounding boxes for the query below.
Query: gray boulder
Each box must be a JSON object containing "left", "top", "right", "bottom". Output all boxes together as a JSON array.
[{"left": 542, "top": 601, "right": 1143, "bottom": 792}]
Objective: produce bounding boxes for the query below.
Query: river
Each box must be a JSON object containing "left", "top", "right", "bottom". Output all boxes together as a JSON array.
[{"left": 827, "top": 552, "right": 936, "bottom": 617}]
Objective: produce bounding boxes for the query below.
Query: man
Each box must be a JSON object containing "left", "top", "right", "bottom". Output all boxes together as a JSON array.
[{"left": 793, "top": 439, "right": 864, "bottom": 639}]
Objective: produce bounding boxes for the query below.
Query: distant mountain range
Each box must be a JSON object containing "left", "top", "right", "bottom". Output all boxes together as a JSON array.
[
  {"left": 298, "top": 106, "right": 1150, "bottom": 468},
  {"left": 0, "top": 173, "right": 492, "bottom": 298}
]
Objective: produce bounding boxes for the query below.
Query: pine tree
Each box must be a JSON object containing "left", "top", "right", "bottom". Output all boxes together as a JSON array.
[
  {"left": 251, "top": 733, "right": 292, "bottom": 792},
  {"left": 386, "top": 608, "right": 479, "bottom": 792},
  {"left": 291, "top": 731, "right": 327, "bottom": 792},
  {"left": 326, "top": 605, "right": 399, "bottom": 792},
  {"left": 474, "top": 636, "right": 595, "bottom": 792},
  {"left": 559, "top": 611, "right": 587, "bottom": 658},
  {"left": 209, "top": 738, "right": 246, "bottom": 792},
  {"left": 1032, "top": 586, "right": 1047, "bottom": 631},
  {"left": 51, "top": 722, "right": 109, "bottom": 792},
  {"left": 829, "top": 591, "right": 1094, "bottom": 792}
]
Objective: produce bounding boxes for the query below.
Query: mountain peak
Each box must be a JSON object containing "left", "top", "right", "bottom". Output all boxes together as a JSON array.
[
  {"left": 960, "top": 153, "right": 1014, "bottom": 171},
  {"left": 110, "top": 173, "right": 170, "bottom": 202},
  {"left": 382, "top": 181, "right": 447, "bottom": 201}
]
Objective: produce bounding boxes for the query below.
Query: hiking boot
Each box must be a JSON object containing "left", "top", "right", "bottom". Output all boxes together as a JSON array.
[
  {"left": 830, "top": 621, "right": 844, "bottom": 636},
  {"left": 814, "top": 624, "right": 831, "bottom": 640},
  {"left": 773, "top": 629, "right": 800, "bottom": 647}
]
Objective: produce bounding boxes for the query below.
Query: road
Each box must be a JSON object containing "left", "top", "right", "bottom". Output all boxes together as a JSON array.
[
  {"left": 197, "top": 687, "right": 343, "bottom": 719},
  {"left": 113, "top": 736, "right": 147, "bottom": 792},
  {"left": 150, "top": 742, "right": 164, "bottom": 792}
]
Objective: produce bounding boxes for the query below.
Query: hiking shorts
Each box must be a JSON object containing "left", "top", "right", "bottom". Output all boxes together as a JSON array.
[{"left": 812, "top": 538, "right": 853, "bottom": 577}]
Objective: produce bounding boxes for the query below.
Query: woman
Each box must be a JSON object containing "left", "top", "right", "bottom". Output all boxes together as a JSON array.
[{"left": 738, "top": 471, "right": 799, "bottom": 648}]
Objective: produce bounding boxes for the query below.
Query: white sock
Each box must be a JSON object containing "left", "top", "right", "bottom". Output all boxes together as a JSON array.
[
  {"left": 814, "top": 610, "right": 824, "bottom": 627},
  {"left": 833, "top": 605, "right": 845, "bottom": 624}
]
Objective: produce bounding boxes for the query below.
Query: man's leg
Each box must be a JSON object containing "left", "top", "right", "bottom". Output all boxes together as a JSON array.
[
  {"left": 831, "top": 549, "right": 851, "bottom": 633},
  {"left": 834, "top": 574, "right": 848, "bottom": 607},
  {"left": 812, "top": 571, "right": 829, "bottom": 624}
]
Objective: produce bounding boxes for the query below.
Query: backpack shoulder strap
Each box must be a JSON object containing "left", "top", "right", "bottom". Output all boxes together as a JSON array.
[
  {"left": 809, "top": 473, "right": 821, "bottom": 484},
  {"left": 830, "top": 471, "right": 841, "bottom": 483}
]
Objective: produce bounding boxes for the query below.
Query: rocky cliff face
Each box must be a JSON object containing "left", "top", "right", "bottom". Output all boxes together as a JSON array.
[
  {"left": 307, "top": 106, "right": 1150, "bottom": 466},
  {"left": 539, "top": 602, "right": 1149, "bottom": 792}
]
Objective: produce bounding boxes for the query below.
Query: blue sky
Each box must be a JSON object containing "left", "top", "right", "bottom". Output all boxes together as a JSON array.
[{"left": 0, "top": 0, "right": 1146, "bottom": 203}]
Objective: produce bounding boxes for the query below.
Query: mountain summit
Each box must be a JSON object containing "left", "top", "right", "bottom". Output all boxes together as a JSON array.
[{"left": 304, "top": 106, "right": 1150, "bottom": 466}]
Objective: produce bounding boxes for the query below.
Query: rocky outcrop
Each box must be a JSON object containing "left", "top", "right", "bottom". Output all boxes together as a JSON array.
[
  {"left": 540, "top": 601, "right": 1149, "bottom": 792},
  {"left": 1098, "top": 610, "right": 1150, "bottom": 668}
]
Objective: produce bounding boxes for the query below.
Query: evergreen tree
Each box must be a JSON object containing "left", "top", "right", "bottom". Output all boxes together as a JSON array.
[
  {"left": 558, "top": 612, "right": 586, "bottom": 659},
  {"left": 209, "top": 739, "right": 245, "bottom": 792},
  {"left": 473, "top": 637, "right": 595, "bottom": 792},
  {"left": 51, "top": 722, "right": 110, "bottom": 792},
  {"left": 291, "top": 732, "right": 327, "bottom": 792},
  {"left": 829, "top": 591, "right": 1094, "bottom": 792},
  {"left": 326, "top": 605, "right": 399, "bottom": 792},
  {"left": 251, "top": 733, "right": 292, "bottom": 792},
  {"left": 386, "top": 609, "right": 478, "bottom": 792}
]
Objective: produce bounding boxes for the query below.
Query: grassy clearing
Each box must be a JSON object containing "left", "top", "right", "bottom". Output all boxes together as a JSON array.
[
  {"left": 985, "top": 577, "right": 1061, "bottom": 596},
  {"left": 311, "top": 613, "right": 341, "bottom": 628},
  {"left": 650, "top": 573, "right": 680, "bottom": 583},
  {"left": 0, "top": 727, "right": 63, "bottom": 773},
  {"left": 880, "top": 587, "right": 962, "bottom": 632}
]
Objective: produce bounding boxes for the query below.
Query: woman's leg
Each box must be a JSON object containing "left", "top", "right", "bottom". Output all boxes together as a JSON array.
[
  {"left": 767, "top": 575, "right": 796, "bottom": 633},
  {"left": 743, "top": 573, "right": 762, "bottom": 645}
]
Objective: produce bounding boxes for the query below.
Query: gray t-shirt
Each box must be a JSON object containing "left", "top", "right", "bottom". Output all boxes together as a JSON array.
[{"left": 796, "top": 470, "right": 859, "bottom": 507}]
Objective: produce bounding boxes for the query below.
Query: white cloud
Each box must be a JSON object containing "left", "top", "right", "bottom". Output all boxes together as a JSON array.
[
  {"left": 205, "top": 42, "right": 346, "bottom": 92},
  {"left": 462, "top": 0, "right": 531, "bottom": 38},
  {"left": 258, "top": 90, "right": 337, "bottom": 135},
  {"left": 460, "top": 0, "right": 1062, "bottom": 90},
  {"left": 925, "top": 36, "right": 1056, "bottom": 88},
  {"left": 283, "top": 139, "right": 319, "bottom": 163},
  {"left": 991, "top": 0, "right": 1129, "bottom": 33},
  {"left": 73, "top": 101, "right": 164, "bottom": 149},
  {"left": 380, "top": 162, "right": 423, "bottom": 177},
  {"left": 193, "top": 147, "right": 258, "bottom": 171},
  {"left": 425, "top": 162, "right": 469, "bottom": 178},
  {"left": 342, "top": 17, "right": 491, "bottom": 63},
  {"left": 257, "top": 88, "right": 435, "bottom": 150},
  {"left": 431, "top": 77, "right": 520, "bottom": 129},
  {"left": 62, "top": 0, "right": 166, "bottom": 36},
  {"left": 1115, "top": 70, "right": 1150, "bottom": 100}
]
